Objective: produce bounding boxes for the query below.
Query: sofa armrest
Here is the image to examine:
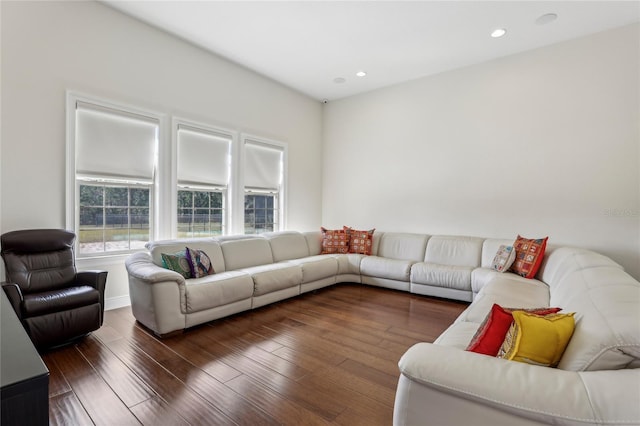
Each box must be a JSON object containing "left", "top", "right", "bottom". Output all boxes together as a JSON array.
[
  {"left": 397, "top": 343, "right": 640, "bottom": 425},
  {"left": 125, "top": 252, "right": 186, "bottom": 285},
  {"left": 2, "top": 282, "right": 23, "bottom": 319}
]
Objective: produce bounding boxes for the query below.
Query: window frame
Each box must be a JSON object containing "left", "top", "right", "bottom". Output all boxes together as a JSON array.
[{"left": 66, "top": 91, "right": 166, "bottom": 257}]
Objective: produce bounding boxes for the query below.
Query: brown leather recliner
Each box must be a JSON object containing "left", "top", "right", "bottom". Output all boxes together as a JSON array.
[{"left": 1, "top": 229, "right": 107, "bottom": 350}]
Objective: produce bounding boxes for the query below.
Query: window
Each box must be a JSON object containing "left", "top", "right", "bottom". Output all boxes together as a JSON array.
[
  {"left": 176, "top": 123, "right": 231, "bottom": 237},
  {"left": 243, "top": 138, "right": 285, "bottom": 234},
  {"left": 79, "top": 183, "right": 150, "bottom": 253},
  {"left": 177, "top": 190, "right": 224, "bottom": 237},
  {"left": 244, "top": 192, "right": 278, "bottom": 234},
  {"left": 68, "top": 95, "right": 160, "bottom": 256}
]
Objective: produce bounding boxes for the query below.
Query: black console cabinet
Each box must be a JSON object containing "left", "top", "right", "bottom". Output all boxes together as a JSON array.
[{"left": 1, "top": 291, "right": 49, "bottom": 425}]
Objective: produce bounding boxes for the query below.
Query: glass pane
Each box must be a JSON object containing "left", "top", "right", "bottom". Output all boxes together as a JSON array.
[
  {"left": 105, "top": 227, "right": 130, "bottom": 251},
  {"left": 79, "top": 206, "right": 103, "bottom": 227},
  {"left": 130, "top": 208, "right": 149, "bottom": 228},
  {"left": 178, "top": 190, "right": 192, "bottom": 208},
  {"left": 79, "top": 228, "right": 104, "bottom": 254},
  {"left": 244, "top": 195, "right": 254, "bottom": 209},
  {"left": 211, "top": 192, "right": 223, "bottom": 208},
  {"left": 130, "top": 188, "right": 149, "bottom": 207},
  {"left": 255, "top": 196, "right": 266, "bottom": 209},
  {"left": 106, "top": 187, "right": 128, "bottom": 206},
  {"left": 266, "top": 196, "right": 274, "bottom": 209},
  {"left": 130, "top": 227, "right": 149, "bottom": 249},
  {"left": 79, "top": 185, "right": 103, "bottom": 206},
  {"left": 105, "top": 207, "right": 128, "bottom": 228},
  {"left": 193, "top": 191, "right": 209, "bottom": 208}
]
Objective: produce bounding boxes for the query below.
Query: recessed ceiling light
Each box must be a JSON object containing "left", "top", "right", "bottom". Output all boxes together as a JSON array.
[
  {"left": 333, "top": 77, "right": 346, "bottom": 84},
  {"left": 536, "top": 13, "right": 558, "bottom": 25},
  {"left": 491, "top": 28, "right": 507, "bottom": 38},
  {"left": 356, "top": 71, "right": 367, "bottom": 77}
]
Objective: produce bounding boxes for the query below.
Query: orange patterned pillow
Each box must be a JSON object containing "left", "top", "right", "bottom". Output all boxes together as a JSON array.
[
  {"left": 345, "top": 226, "right": 375, "bottom": 255},
  {"left": 510, "top": 235, "right": 548, "bottom": 279},
  {"left": 320, "top": 227, "right": 350, "bottom": 254}
]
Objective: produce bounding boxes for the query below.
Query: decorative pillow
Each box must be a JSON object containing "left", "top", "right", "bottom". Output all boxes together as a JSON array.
[
  {"left": 466, "top": 304, "right": 562, "bottom": 356},
  {"left": 345, "top": 226, "right": 375, "bottom": 255},
  {"left": 510, "top": 235, "right": 549, "bottom": 278},
  {"left": 161, "top": 251, "right": 192, "bottom": 279},
  {"left": 497, "top": 311, "right": 576, "bottom": 367},
  {"left": 491, "top": 245, "right": 516, "bottom": 273},
  {"left": 320, "top": 227, "right": 350, "bottom": 254},
  {"left": 186, "top": 247, "right": 214, "bottom": 278}
]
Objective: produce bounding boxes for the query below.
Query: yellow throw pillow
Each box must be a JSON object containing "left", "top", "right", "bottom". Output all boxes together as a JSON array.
[{"left": 497, "top": 311, "right": 575, "bottom": 367}]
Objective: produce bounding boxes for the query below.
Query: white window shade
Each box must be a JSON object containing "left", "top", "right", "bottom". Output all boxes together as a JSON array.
[
  {"left": 76, "top": 103, "right": 158, "bottom": 182},
  {"left": 244, "top": 141, "right": 283, "bottom": 191},
  {"left": 177, "top": 127, "right": 230, "bottom": 187}
]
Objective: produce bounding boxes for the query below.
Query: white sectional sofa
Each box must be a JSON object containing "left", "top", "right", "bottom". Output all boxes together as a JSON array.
[{"left": 125, "top": 230, "right": 640, "bottom": 425}]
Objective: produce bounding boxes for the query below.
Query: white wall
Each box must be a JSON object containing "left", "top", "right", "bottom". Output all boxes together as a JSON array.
[
  {"left": 323, "top": 24, "right": 640, "bottom": 280},
  {"left": 0, "top": 1, "right": 323, "bottom": 306}
]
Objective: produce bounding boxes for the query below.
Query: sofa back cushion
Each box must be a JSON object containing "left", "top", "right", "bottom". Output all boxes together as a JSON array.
[
  {"left": 303, "top": 231, "right": 322, "bottom": 255},
  {"left": 220, "top": 238, "right": 274, "bottom": 271},
  {"left": 146, "top": 238, "right": 225, "bottom": 273},
  {"left": 539, "top": 247, "right": 622, "bottom": 288},
  {"left": 425, "top": 236, "right": 483, "bottom": 267},
  {"left": 554, "top": 266, "right": 640, "bottom": 371},
  {"left": 377, "top": 233, "right": 429, "bottom": 261},
  {"left": 263, "top": 231, "right": 310, "bottom": 262}
]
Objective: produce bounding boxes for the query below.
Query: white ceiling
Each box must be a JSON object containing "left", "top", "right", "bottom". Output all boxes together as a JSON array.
[{"left": 104, "top": 1, "right": 640, "bottom": 101}]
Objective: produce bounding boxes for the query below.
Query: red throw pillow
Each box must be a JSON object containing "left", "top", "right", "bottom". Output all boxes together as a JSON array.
[
  {"left": 320, "top": 227, "right": 350, "bottom": 254},
  {"left": 345, "top": 226, "right": 375, "bottom": 255},
  {"left": 466, "top": 304, "right": 561, "bottom": 356},
  {"left": 510, "top": 235, "right": 549, "bottom": 279}
]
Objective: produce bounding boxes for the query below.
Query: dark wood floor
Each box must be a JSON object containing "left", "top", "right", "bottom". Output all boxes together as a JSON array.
[{"left": 42, "top": 283, "right": 467, "bottom": 426}]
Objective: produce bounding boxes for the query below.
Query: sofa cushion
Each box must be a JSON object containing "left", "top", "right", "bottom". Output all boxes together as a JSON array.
[
  {"left": 161, "top": 251, "right": 192, "bottom": 278},
  {"left": 240, "top": 263, "right": 303, "bottom": 296},
  {"left": 184, "top": 271, "right": 254, "bottom": 313},
  {"left": 490, "top": 245, "right": 516, "bottom": 273},
  {"left": 320, "top": 227, "right": 350, "bottom": 254},
  {"left": 186, "top": 247, "right": 214, "bottom": 278},
  {"left": 377, "top": 232, "right": 429, "bottom": 261},
  {"left": 480, "top": 238, "right": 516, "bottom": 268},
  {"left": 22, "top": 285, "right": 100, "bottom": 317},
  {"left": 498, "top": 311, "right": 575, "bottom": 367},
  {"left": 332, "top": 253, "right": 364, "bottom": 276},
  {"left": 360, "top": 256, "right": 413, "bottom": 281},
  {"left": 466, "top": 304, "right": 562, "bottom": 356},
  {"left": 425, "top": 235, "right": 483, "bottom": 267},
  {"left": 410, "top": 263, "right": 472, "bottom": 292},
  {"left": 554, "top": 267, "right": 640, "bottom": 371},
  {"left": 347, "top": 227, "right": 375, "bottom": 255},
  {"left": 539, "top": 247, "right": 623, "bottom": 290},
  {"left": 303, "top": 231, "right": 323, "bottom": 256},
  {"left": 147, "top": 238, "right": 225, "bottom": 273},
  {"left": 220, "top": 238, "right": 273, "bottom": 271},
  {"left": 510, "top": 235, "right": 548, "bottom": 279},
  {"left": 286, "top": 255, "right": 338, "bottom": 283},
  {"left": 263, "top": 231, "right": 309, "bottom": 262}
]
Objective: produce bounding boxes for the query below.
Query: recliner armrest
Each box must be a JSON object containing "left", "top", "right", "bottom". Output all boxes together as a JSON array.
[
  {"left": 76, "top": 270, "right": 108, "bottom": 323},
  {"left": 2, "top": 282, "right": 24, "bottom": 319}
]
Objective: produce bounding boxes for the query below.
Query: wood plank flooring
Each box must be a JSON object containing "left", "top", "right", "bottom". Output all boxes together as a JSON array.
[{"left": 42, "top": 283, "right": 467, "bottom": 426}]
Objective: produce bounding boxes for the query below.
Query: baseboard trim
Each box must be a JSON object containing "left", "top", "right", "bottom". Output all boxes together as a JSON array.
[{"left": 105, "top": 295, "right": 131, "bottom": 311}]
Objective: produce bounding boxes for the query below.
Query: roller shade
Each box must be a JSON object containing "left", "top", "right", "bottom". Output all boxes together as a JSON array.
[
  {"left": 177, "top": 126, "right": 231, "bottom": 187},
  {"left": 76, "top": 102, "right": 158, "bottom": 182},
  {"left": 244, "top": 141, "right": 283, "bottom": 191}
]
